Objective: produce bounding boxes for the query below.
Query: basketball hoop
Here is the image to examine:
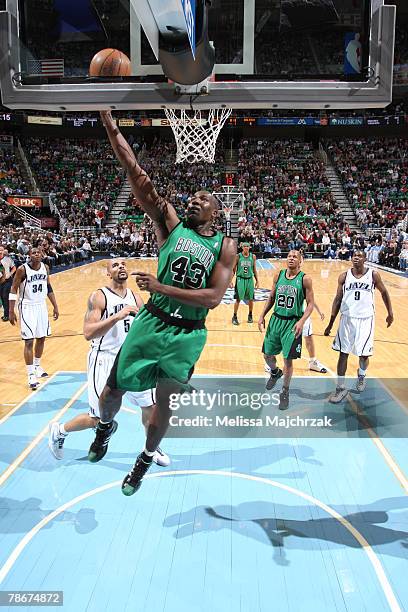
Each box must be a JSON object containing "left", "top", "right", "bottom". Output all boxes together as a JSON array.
[
  {"left": 164, "top": 107, "right": 232, "bottom": 164},
  {"left": 223, "top": 204, "right": 233, "bottom": 221}
]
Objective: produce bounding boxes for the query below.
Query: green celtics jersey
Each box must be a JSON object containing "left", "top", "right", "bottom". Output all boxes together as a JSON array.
[
  {"left": 152, "top": 220, "right": 224, "bottom": 320},
  {"left": 236, "top": 253, "right": 253, "bottom": 278},
  {"left": 274, "top": 269, "right": 305, "bottom": 319}
]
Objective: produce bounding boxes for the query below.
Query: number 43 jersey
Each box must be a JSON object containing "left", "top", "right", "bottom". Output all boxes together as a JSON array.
[{"left": 152, "top": 221, "right": 224, "bottom": 321}]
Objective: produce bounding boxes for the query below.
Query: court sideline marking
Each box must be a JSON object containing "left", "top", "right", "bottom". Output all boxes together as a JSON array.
[
  {"left": 0, "top": 373, "right": 58, "bottom": 426},
  {"left": 0, "top": 470, "right": 401, "bottom": 611},
  {"left": 0, "top": 381, "right": 87, "bottom": 487}
]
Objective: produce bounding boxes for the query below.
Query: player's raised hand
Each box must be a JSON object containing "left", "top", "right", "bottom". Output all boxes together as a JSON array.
[
  {"left": 386, "top": 313, "right": 394, "bottom": 328},
  {"left": 115, "top": 304, "right": 139, "bottom": 321},
  {"left": 258, "top": 316, "right": 265, "bottom": 333},
  {"left": 132, "top": 271, "right": 161, "bottom": 293},
  {"left": 100, "top": 110, "right": 114, "bottom": 126}
]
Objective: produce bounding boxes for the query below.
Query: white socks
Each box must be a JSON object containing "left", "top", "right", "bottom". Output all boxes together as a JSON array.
[
  {"left": 337, "top": 376, "right": 345, "bottom": 389},
  {"left": 143, "top": 447, "right": 155, "bottom": 457},
  {"left": 358, "top": 367, "right": 366, "bottom": 377},
  {"left": 34, "top": 357, "right": 41, "bottom": 367},
  {"left": 27, "top": 364, "right": 35, "bottom": 376}
]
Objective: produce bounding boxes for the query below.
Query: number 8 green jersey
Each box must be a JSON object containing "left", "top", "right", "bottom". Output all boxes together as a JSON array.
[
  {"left": 274, "top": 269, "right": 305, "bottom": 319},
  {"left": 152, "top": 220, "right": 224, "bottom": 321}
]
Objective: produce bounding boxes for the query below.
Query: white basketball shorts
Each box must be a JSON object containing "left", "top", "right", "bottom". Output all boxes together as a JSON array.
[
  {"left": 19, "top": 301, "right": 50, "bottom": 340},
  {"left": 302, "top": 316, "right": 313, "bottom": 337},
  {"left": 87, "top": 350, "right": 156, "bottom": 418},
  {"left": 332, "top": 315, "right": 375, "bottom": 357}
]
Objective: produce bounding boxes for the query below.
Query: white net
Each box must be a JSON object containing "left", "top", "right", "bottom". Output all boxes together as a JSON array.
[
  {"left": 164, "top": 107, "right": 232, "bottom": 164},
  {"left": 223, "top": 205, "right": 233, "bottom": 221}
]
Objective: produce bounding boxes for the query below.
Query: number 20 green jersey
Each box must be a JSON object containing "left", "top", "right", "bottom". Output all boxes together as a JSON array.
[
  {"left": 274, "top": 269, "right": 305, "bottom": 319},
  {"left": 152, "top": 220, "right": 224, "bottom": 321}
]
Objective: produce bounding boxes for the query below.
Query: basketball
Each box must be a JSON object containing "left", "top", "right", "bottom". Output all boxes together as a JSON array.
[{"left": 89, "top": 48, "right": 131, "bottom": 77}]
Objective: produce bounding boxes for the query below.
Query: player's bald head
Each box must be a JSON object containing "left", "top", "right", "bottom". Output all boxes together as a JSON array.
[{"left": 195, "top": 190, "right": 219, "bottom": 210}]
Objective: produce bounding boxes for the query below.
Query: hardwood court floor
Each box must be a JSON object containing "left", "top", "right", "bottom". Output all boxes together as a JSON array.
[{"left": 1, "top": 258, "right": 407, "bottom": 415}]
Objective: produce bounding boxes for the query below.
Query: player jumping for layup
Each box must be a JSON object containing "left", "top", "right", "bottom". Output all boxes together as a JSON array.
[
  {"left": 231, "top": 242, "right": 259, "bottom": 325},
  {"left": 324, "top": 250, "right": 393, "bottom": 403},
  {"left": 88, "top": 111, "right": 236, "bottom": 496},
  {"left": 48, "top": 259, "right": 169, "bottom": 467},
  {"left": 258, "top": 250, "right": 314, "bottom": 410},
  {"left": 9, "top": 246, "right": 59, "bottom": 389}
]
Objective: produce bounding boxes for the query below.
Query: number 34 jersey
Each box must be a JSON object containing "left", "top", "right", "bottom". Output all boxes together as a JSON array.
[
  {"left": 340, "top": 268, "right": 375, "bottom": 318},
  {"left": 91, "top": 287, "right": 137, "bottom": 353},
  {"left": 19, "top": 262, "right": 48, "bottom": 304},
  {"left": 152, "top": 221, "right": 224, "bottom": 321}
]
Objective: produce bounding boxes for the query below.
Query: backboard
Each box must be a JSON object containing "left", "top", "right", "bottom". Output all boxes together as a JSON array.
[{"left": 0, "top": 0, "right": 396, "bottom": 110}]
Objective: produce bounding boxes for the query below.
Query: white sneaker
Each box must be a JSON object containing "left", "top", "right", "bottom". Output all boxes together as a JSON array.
[
  {"left": 28, "top": 374, "right": 39, "bottom": 390},
  {"left": 35, "top": 366, "right": 48, "bottom": 378},
  {"left": 309, "top": 359, "right": 328, "bottom": 373},
  {"left": 153, "top": 447, "right": 171, "bottom": 467},
  {"left": 328, "top": 386, "right": 348, "bottom": 404},
  {"left": 48, "top": 422, "right": 66, "bottom": 460},
  {"left": 356, "top": 371, "right": 367, "bottom": 393}
]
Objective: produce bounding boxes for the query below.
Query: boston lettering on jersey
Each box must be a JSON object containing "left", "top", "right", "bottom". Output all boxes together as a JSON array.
[
  {"left": 174, "top": 237, "right": 215, "bottom": 269},
  {"left": 277, "top": 284, "right": 298, "bottom": 298}
]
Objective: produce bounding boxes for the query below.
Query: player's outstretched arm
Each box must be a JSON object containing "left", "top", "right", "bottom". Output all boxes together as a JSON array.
[
  {"left": 100, "top": 111, "right": 179, "bottom": 234},
  {"left": 8, "top": 265, "right": 25, "bottom": 326},
  {"left": 258, "top": 271, "right": 279, "bottom": 332},
  {"left": 134, "top": 238, "right": 237, "bottom": 309},
  {"left": 373, "top": 270, "right": 394, "bottom": 327},
  {"left": 324, "top": 271, "right": 346, "bottom": 335},
  {"left": 83, "top": 290, "right": 139, "bottom": 341}
]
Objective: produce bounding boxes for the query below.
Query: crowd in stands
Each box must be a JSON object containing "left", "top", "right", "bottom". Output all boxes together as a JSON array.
[
  {"left": 23, "top": 137, "right": 125, "bottom": 230},
  {"left": 236, "top": 138, "right": 350, "bottom": 256},
  {"left": 327, "top": 138, "right": 408, "bottom": 231},
  {"left": 1, "top": 133, "right": 407, "bottom": 274}
]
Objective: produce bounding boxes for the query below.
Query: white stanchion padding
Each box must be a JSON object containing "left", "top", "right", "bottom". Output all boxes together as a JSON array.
[{"left": 164, "top": 107, "right": 232, "bottom": 163}]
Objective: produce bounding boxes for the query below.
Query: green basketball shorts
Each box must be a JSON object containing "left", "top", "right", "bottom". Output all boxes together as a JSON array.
[
  {"left": 234, "top": 276, "right": 255, "bottom": 301},
  {"left": 262, "top": 313, "right": 302, "bottom": 360},
  {"left": 107, "top": 306, "right": 207, "bottom": 392}
]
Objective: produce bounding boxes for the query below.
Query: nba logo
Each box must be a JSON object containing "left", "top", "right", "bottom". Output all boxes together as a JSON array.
[{"left": 344, "top": 33, "right": 362, "bottom": 75}]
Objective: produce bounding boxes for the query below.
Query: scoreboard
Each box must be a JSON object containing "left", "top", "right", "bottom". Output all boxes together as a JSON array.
[{"left": 224, "top": 172, "right": 237, "bottom": 186}]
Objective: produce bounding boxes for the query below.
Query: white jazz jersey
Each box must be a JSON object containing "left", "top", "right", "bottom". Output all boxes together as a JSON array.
[
  {"left": 333, "top": 268, "right": 375, "bottom": 357},
  {"left": 87, "top": 287, "right": 154, "bottom": 417},
  {"left": 91, "top": 287, "right": 136, "bottom": 353},
  {"left": 340, "top": 268, "right": 375, "bottom": 318},
  {"left": 20, "top": 262, "right": 48, "bottom": 304},
  {"left": 18, "top": 262, "right": 50, "bottom": 340}
]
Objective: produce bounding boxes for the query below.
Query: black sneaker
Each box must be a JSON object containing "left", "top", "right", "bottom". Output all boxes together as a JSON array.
[
  {"left": 279, "top": 388, "right": 290, "bottom": 411},
  {"left": 232, "top": 315, "right": 239, "bottom": 326},
  {"left": 247, "top": 314, "right": 253, "bottom": 324},
  {"left": 266, "top": 368, "right": 283, "bottom": 390},
  {"left": 1, "top": 316, "right": 9, "bottom": 322},
  {"left": 88, "top": 420, "right": 118, "bottom": 463},
  {"left": 122, "top": 453, "right": 153, "bottom": 496}
]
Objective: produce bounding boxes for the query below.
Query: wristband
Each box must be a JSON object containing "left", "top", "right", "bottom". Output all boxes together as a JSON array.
[{"left": 9, "top": 292, "right": 17, "bottom": 300}]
